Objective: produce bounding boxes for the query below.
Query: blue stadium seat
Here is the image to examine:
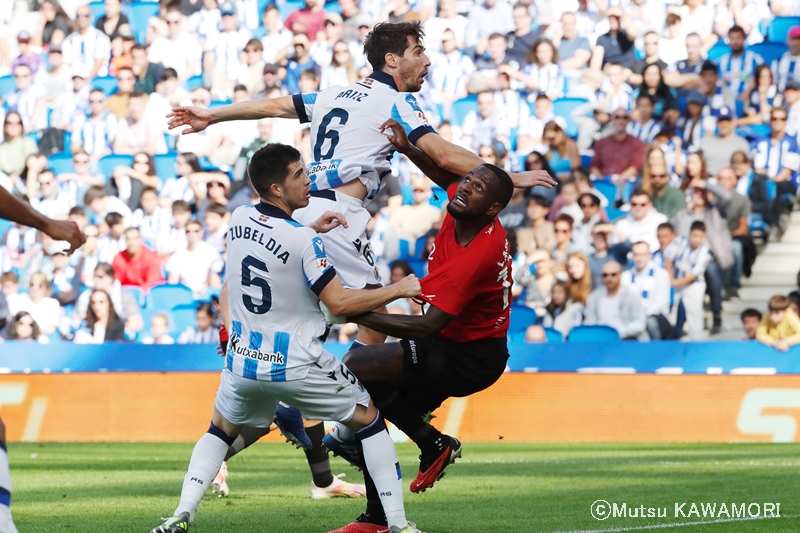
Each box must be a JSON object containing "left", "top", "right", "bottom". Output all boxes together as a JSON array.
[
  {"left": 129, "top": 2, "right": 160, "bottom": 43},
  {"left": 0, "top": 75, "right": 14, "bottom": 97},
  {"left": 766, "top": 180, "right": 776, "bottom": 201},
  {"left": 209, "top": 99, "right": 232, "bottom": 109},
  {"left": 544, "top": 327, "right": 564, "bottom": 343},
  {"left": 123, "top": 285, "right": 146, "bottom": 307},
  {"left": 198, "top": 286, "right": 221, "bottom": 302},
  {"left": 98, "top": 154, "right": 134, "bottom": 179},
  {"left": 748, "top": 212, "right": 768, "bottom": 235},
  {"left": 92, "top": 76, "right": 118, "bottom": 95},
  {"left": 407, "top": 259, "right": 427, "bottom": 278},
  {"left": 88, "top": 1, "right": 105, "bottom": 21},
  {"left": 154, "top": 151, "right": 178, "bottom": 180},
  {"left": 606, "top": 207, "right": 626, "bottom": 222},
  {"left": 398, "top": 238, "right": 412, "bottom": 259},
  {"left": 593, "top": 180, "right": 617, "bottom": 206},
  {"left": 450, "top": 95, "right": 477, "bottom": 127},
  {"left": 169, "top": 303, "right": 197, "bottom": 336},
  {"left": 277, "top": 0, "right": 304, "bottom": 20},
  {"left": 509, "top": 305, "right": 537, "bottom": 334},
  {"left": 749, "top": 42, "right": 788, "bottom": 66},
  {"left": 552, "top": 97, "right": 588, "bottom": 138},
  {"left": 678, "top": 97, "right": 687, "bottom": 115},
  {"left": 707, "top": 41, "right": 731, "bottom": 61},
  {"left": 184, "top": 74, "right": 204, "bottom": 91},
  {"left": 621, "top": 181, "right": 634, "bottom": 203},
  {"left": 257, "top": 0, "right": 271, "bottom": 19},
  {"left": 429, "top": 184, "right": 447, "bottom": 208},
  {"left": 769, "top": 17, "right": 800, "bottom": 43},
  {"left": 568, "top": 325, "right": 620, "bottom": 342},
  {"left": 324, "top": 1, "right": 341, "bottom": 14},
  {"left": 146, "top": 283, "right": 194, "bottom": 311},
  {"left": 48, "top": 152, "right": 75, "bottom": 175},
  {"left": 580, "top": 154, "right": 592, "bottom": 169},
  {"left": 0, "top": 219, "right": 11, "bottom": 240}
]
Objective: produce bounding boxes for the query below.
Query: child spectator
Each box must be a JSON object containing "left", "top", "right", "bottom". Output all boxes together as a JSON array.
[
  {"left": 755, "top": 295, "right": 800, "bottom": 352},
  {"left": 142, "top": 313, "right": 176, "bottom": 344},
  {"left": 203, "top": 202, "right": 229, "bottom": 254},
  {"left": 740, "top": 308, "right": 762, "bottom": 341},
  {"left": 666, "top": 221, "right": 711, "bottom": 341},
  {"left": 131, "top": 187, "right": 172, "bottom": 249},
  {"left": 157, "top": 200, "right": 192, "bottom": 256},
  {"left": 515, "top": 195, "right": 556, "bottom": 257},
  {"left": 178, "top": 302, "right": 219, "bottom": 344}
]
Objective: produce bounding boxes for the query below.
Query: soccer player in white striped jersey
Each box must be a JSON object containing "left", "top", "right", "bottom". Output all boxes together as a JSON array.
[{"left": 149, "top": 143, "right": 424, "bottom": 533}]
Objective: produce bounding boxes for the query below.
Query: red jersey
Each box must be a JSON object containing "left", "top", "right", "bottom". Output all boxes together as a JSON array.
[{"left": 418, "top": 184, "right": 512, "bottom": 342}]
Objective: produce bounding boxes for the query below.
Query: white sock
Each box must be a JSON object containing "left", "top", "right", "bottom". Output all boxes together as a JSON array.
[
  {"left": 357, "top": 416, "right": 407, "bottom": 530},
  {"left": 175, "top": 430, "right": 232, "bottom": 522},
  {"left": 334, "top": 422, "right": 355, "bottom": 441},
  {"left": 0, "top": 444, "right": 17, "bottom": 533}
]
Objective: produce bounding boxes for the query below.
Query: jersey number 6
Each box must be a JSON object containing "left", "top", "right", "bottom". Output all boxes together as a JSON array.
[
  {"left": 313, "top": 108, "right": 349, "bottom": 161},
  {"left": 241, "top": 255, "right": 272, "bottom": 315}
]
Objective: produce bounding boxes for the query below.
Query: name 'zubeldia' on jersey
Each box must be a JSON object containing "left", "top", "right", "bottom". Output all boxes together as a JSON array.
[{"left": 229, "top": 224, "right": 291, "bottom": 264}]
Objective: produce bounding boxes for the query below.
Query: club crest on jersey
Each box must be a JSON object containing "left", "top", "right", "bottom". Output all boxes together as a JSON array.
[
  {"left": 416, "top": 110, "right": 428, "bottom": 124},
  {"left": 259, "top": 215, "right": 270, "bottom": 223},
  {"left": 317, "top": 257, "right": 328, "bottom": 269},
  {"left": 361, "top": 77, "right": 374, "bottom": 86}
]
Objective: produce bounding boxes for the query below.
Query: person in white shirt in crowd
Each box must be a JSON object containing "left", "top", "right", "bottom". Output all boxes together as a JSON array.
[
  {"left": 464, "top": 0, "right": 514, "bottom": 56},
  {"left": 177, "top": 301, "right": 220, "bottom": 344},
  {"left": 259, "top": 3, "right": 294, "bottom": 64},
  {"left": 166, "top": 219, "right": 223, "bottom": 296},
  {"left": 310, "top": 13, "right": 343, "bottom": 68},
  {"left": 773, "top": 27, "right": 800, "bottom": 92},
  {"left": 56, "top": 150, "right": 105, "bottom": 210},
  {"left": 584, "top": 260, "right": 648, "bottom": 341},
  {"left": 5, "top": 311, "right": 49, "bottom": 343},
  {"left": 142, "top": 313, "right": 176, "bottom": 345},
  {"left": 97, "top": 212, "right": 128, "bottom": 259},
  {"left": 714, "top": 0, "right": 767, "bottom": 46},
  {"left": 622, "top": 241, "right": 673, "bottom": 340},
  {"left": 145, "top": 68, "right": 191, "bottom": 140},
  {"left": 50, "top": 65, "right": 92, "bottom": 133},
  {"left": 596, "top": 62, "right": 633, "bottom": 115},
  {"left": 614, "top": 189, "right": 668, "bottom": 253},
  {"left": 665, "top": 33, "right": 705, "bottom": 96},
  {"left": 73, "top": 288, "right": 127, "bottom": 343},
  {"left": 0, "top": 272, "right": 31, "bottom": 318},
  {"left": 33, "top": 44, "right": 72, "bottom": 121},
  {"left": 148, "top": 6, "right": 202, "bottom": 80},
  {"left": 784, "top": 79, "right": 800, "bottom": 138},
  {"left": 189, "top": 168, "right": 231, "bottom": 224},
  {"left": 113, "top": 90, "right": 168, "bottom": 155},
  {"left": 159, "top": 152, "right": 202, "bottom": 209},
  {"left": 175, "top": 88, "right": 240, "bottom": 167},
  {"left": 716, "top": 25, "right": 763, "bottom": 96},
  {"left": 203, "top": 2, "right": 251, "bottom": 84},
  {"left": 427, "top": 29, "right": 473, "bottom": 117},
  {"left": 202, "top": 202, "right": 229, "bottom": 254},
  {"left": 664, "top": 220, "right": 710, "bottom": 341},
  {"left": 753, "top": 105, "right": 800, "bottom": 195},
  {"left": 189, "top": 0, "right": 222, "bottom": 46},
  {"left": 62, "top": 4, "right": 112, "bottom": 78},
  {"left": 659, "top": 14, "right": 686, "bottom": 68},
  {"left": 131, "top": 186, "right": 172, "bottom": 249},
  {"left": 503, "top": 38, "right": 564, "bottom": 101},
  {"left": 43, "top": 246, "right": 81, "bottom": 306},
  {"left": 157, "top": 200, "right": 192, "bottom": 256},
  {"left": 71, "top": 88, "right": 118, "bottom": 161},
  {"left": 572, "top": 192, "right": 603, "bottom": 256},
  {"left": 459, "top": 90, "right": 510, "bottom": 151},
  {"left": 679, "top": 0, "right": 715, "bottom": 51},
  {"left": 84, "top": 186, "right": 132, "bottom": 228},
  {"left": 627, "top": 93, "right": 662, "bottom": 144},
  {"left": 319, "top": 39, "right": 359, "bottom": 89},
  {"left": 516, "top": 94, "right": 555, "bottom": 151},
  {"left": 235, "top": 39, "right": 266, "bottom": 95},
  {"left": 5, "top": 64, "right": 46, "bottom": 132},
  {"left": 107, "top": 152, "right": 163, "bottom": 212},
  {"left": 73, "top": 261, "right": 144, "bottom": 335},
  {"left": 29, "top": 168, "right": 72, "bottom": 219},
  {"left": 71, "top": 223, "right": 114, "bottom": 288},
  {"left": 425, "top": 0, "right": 468, "bottom": 49},
  {"left": 25, "top": 271, "right": 61, "bottom": 335}
]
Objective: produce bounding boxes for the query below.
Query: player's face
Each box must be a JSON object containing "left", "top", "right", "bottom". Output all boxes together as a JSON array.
[
  {"left": 279, "top": 161, "right": 312, "bottom": 211},
  {"left": 396, "top": 36, "right": 430, "bottom": 93},
  {"left": 447, "top": 168, "right": 502, "bottom": 220}
]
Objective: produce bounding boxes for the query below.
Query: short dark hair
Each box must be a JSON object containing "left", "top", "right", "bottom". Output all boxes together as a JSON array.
[
  {"left": 299, "top": 69, "right": 318, "bottom": 81},
  {"left": 141, "top": 186, "right": 158, "bottom": 197},
  {"left": 105, "top": 211, "right": 124, "bottom": 227},
  {"left": 129, "top": 89, "right": 146, "bottom": 99},
  {"left": 89, "top": 87, "right": 105, "bottom": 97},
  {"left": 390, "top": 259, "right": 413, "bottom": 277},
  {"left": 172, "top": 200, "right": 191, "bottom": 213},
  {"left": 488, "top": 32, "right": 506, "bottom": 41},
  {"left": 741, "top": 308, "right": 762, "bottom": 321},
  {"left": 161, "top": 67, "right": 178, "bottom": 81},
  {"left": 206, "top": 202, "right": 227, "bottom": 217},
  {"left": 630, "top": 189, "right": 651, "bottom": 202},
  {"left": 364, "top": 21, "right": 425, "bottom": 71},
  {"left": 196, "top": 301, "right": 215, "bottom": 318},
  {"left": 528, "top": 194, "right": 550, "bottom": 208},
  {"left": 84, "top": 186, "right": 107, "bottom": 204},
  {"left": 186, "top": 219, "right": 203, "bottom": 231},
  {"left": 690, "top": 220, "right": 706, "bottom": 233},
  {"left": 657, "top": 222, "right": 674, "bottom": 233},
  {"left": 482, "top": 164, "right": 514, "bottom": 208},
  {"left": 729, "top": 25, "right": 745, "bottom": 36},
  {"left": 95, "top": 262, "right": 115, "bottom": 278},
  {"left": 68, "top": 206, "right": 86, "bottom": 217},
  {"left": 578, "top": 192, "right": 600, "bottom": 207},
  {"left": 636, "top": 93, "right": 655, "bottom": 106},
  {"left": 247, "top": 143, "right": 302, "bottom": 199},
  {"left": 132, "top": 43, "right": 148, "bottom": 53},
  {"left": 233, "top": 84, "right": 248, "bottom": 93},
  {"left": 556, "top": 213, "right": 574, "bottom": 228}
]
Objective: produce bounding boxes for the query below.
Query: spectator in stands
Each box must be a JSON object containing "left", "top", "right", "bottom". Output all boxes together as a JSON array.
[
  {"left": 114, "top": 90, "right": 168, "bottom": 155},
  {"left": 665, "top": 220, "right": 710, "bottom": 340},
  {"left": 426, "top": 29, "right": 472, "bottom": 115},
  {"left": 111, "top": 227, "right": 163, "bottom": 289},
  {"left": 754, "top": 106, "right": 799, "bottom": 195},
  {"left": 470, "top": 33, "right": 511, "bottom": 92},
  {"left": 590, "top": 7, "right": 636, "bottom": 70},
  {"left": 98, "top": 212, "right": 127, "bottom": 260},
  {"left": 730, "top": 150, "right": 774, "bottom": 225},
  {"left": 131, "top": 44, "right": 162, "bottom": 94},
  {"left": 109, "top": 27, "right": 136, "bottom": 76},
  {"left": 540, "top": 121, "right": 579, "bottom": 179},
  {"left": 699, "top": 106, "right": 749, "bottom": 177},
  {"left": 552, "top": 11, "right": 591, "bottom": 72},
  {"left": 259, "top": 4, "right": 293, "bottom": 64},
  {"left": 504, "top": 39, "right": 564, "bottom": 101},
  {"left": 649, "top": 159, "right": 686, "bottom": 218},
  {"left": 282, "top": 33, "right": 320, "bottom": 95},
  {"left": 34, "top": 0, "right": 73, "bottom": 47},
  {"left": 320, "top": 39, "right": 359, "bottom": 90},
  {"left": 44, "top": 246, "right": 81, "bottom": 306},
  {"left": 459, "top": 91, "right": 509, "bottom": 151},
  {"left": 13, "top": 31, "right": 43, "bottom": 75},
  {"left": 26, "top": 166, "right": 69, "bottom": 219},
  {"left": 504, "top": 3, "right": 540, "bottom": 65},
  {"left": 741, "top": 308, "right": 762, "bottom": 340},
  {"left": 517, "top": 94, "right": 555, "bottom": 151},
  {"left": 190, "top": 169, "right": 230, "bottom": 224},
  {"left": 627, "top": 31, "right": 667, "bottom": 87},
  {"left": 131, "top": 186, "right": 171, "bottom": 248},
  {"left": 34, "top": 44, "right": 72, "bottom": 119},
  {"left": 633, "top": 64, "right": 679, "bottom": 125},
  {"left": 71, "top": 88, "right": 118, "bottom": 160},
  {"left": 74, "top": 288, "right": 126, "bottom": 343},
  {"left": 390, "top": 177, "right": 442, "bottom": 240},
  {"left": 74, "top": 262, "right": 143, "bottom": 334},
  {"left": 465, "top": 0, "right": 514, "bottom": 56},
  {"left": 614, "top": 190, "right": 667, "bottom": 253},
  {"left": 5, "top": 311, "right": 48, "bottom": 343},
  {"left": 584, "top": 260, "right": 647, "bottom": 341},
  {"left": 524, "top": 151, "right": 559, "bottom": 203},
  {"left": 166, "top": 219, "right": 223, "bottom": 296},
  {"left": 6, "top": 64, "right": 46, "bottom": 132},
  {"left": 283, "top": 0, "right": 325, "bottom": 41},
  {"left": 107, "top": 152, "right": 161, "bottom": 211},
  {"left": 590, "top": 108, "right": 645, "bottom": 186},
  {"left": 73, "top": 223, "right": 108, "bottom": 287},
  {"left": 525, "top": 280, "right": 583, "bottom": 341},
  {"left": 95, "top": 0, "right": 131, "bottom": 40},
  {"left": 142, "top": 312, "right": 175, "bottom": 344},
  {"left": 785, "top": 79, "right": 800, "bottom": 137},
  {"left": 107, "top": 67, "right": 138, "bottom": 118},
  {"left": 203, "top": 2, "right": 251, "bottom": 88},
  {"left": 148, "top": 6, "right": 201, "bottom": 80},
  {"left": 159, "top": 153, "right": 200, "bottom": 208},
  {"left": 63, "top": 4, "right": 112, "bottom": 78},
  {"left": 675, "top": 91, "right": 704, "bottom": 152},
  {"left": 157, "top": 200, "right": 191, "bottom": 255},
  {"left": 202, "top": 202, "right": 229, "bottom": 254},
  {"left": 515, "top": 195, "right": 556, "bottom": 256},
  {"left": 178, "top": 301, "right": 219, "bottom": 343},
  {"left": 84, "top": 186, "right": 132, "bottom": 228},
  {"left": 514, "top": 249, "right": 556, "bottom": 314},
  {"left": 717, "top": 25, "right": 762, "bottom": 96},
  {"left": 623, "top": 241, "right": 672, "bottom": 340},
  {"left": 26, "top": 271, "right": 60, "bottom": 334},
  {"left": 551, "top": 213, "right": 578, "bottom": 268},
  {"left": 551, "top": 180, "right": 581, "bottom": 223},
  {"left": 0, "top": 272, "right": 29, "bottom": 318},
  {"left": 755, "top": 294, "right": 800, "bottom": 351},
  {"left": 573, "top": 193, "right": 602, "bottom": 255},
  {"left": 739, "top": 64, "right": 777, "bottom": 126},
  {"left": 424, "top": 0, "right": 466, "bottom": 49},
  {"left": 587, "top": 224, "right": 630, "bottom": 288},
  {"left": 565, "top": 252, "right": 592, "bottom": 307},
  {"left": 627, "top": 94, "right": 660, "bottom": 144},
  {"left": 775, "top": 27, "right": 800, "bottom": 92},
  {"left": 379, "top": 0, "right": 421, "bottom": 23},
  {"left": 597, "top": 62, "right": 633, "bottom": 117}
]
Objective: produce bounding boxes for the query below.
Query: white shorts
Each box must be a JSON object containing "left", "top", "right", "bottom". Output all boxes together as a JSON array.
[
  {"left": 293, "top": 190, "right": 381, "bottom": 289},
  {"left": 213, "top": 349, "right": 370, "bottom": 427}
]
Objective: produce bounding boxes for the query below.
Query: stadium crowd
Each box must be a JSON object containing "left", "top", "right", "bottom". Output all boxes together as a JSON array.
[{"left": 0, "top": 0, "right": 799, "bottom": 344}]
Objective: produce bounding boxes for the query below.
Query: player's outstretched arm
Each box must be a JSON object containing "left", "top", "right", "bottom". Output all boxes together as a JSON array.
[
  {"left": 167, "top": 95, "right": 299, "bottom": 134},
  {"left": 319, "top": 274, "right": 420, "bottom": 317},
  {"left": 0, "top": 187, "right": 85, "bottom": 254},
  {"left": 381, "top": 119, "right": 462, "bottom": 190},
  {"left": 349, "top": 305, "right": 456, "bottom": 340}
]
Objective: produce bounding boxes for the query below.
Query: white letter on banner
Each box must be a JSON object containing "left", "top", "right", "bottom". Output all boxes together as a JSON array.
[
  {"left": 737, "top": 389, "right": 800, "bottom": 442},
  {"left": 0, "top": 385, "right": 27, "bottom": 409}
]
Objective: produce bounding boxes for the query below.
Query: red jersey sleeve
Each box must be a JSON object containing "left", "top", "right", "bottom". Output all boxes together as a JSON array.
[{"left": 418, "top": 251, "right": 479, "bottom": 316}]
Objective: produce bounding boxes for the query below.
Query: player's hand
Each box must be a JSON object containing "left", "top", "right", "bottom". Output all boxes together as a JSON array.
[
  {"left": 511, "top": 170, "right": 557, "bottom": 189},
  {"left": 167, "top": 106, "right": 212, "bottom": 134},
  {"left": 394, "top": 274, "right": 421, "bottom": 298},
  {"left": 311, "top": 211, "right": 348, "bottom": 234},
  {"left": 380, "top": 119, "right": 412, "bottom": 154},
  {"left": 42, "top": 219, "right": 85, "bottom": 255}
]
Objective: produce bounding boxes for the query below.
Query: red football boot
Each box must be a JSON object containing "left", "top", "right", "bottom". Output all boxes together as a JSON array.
[{"left": 409, "top": 436, "right": 462, "bottom": 493}]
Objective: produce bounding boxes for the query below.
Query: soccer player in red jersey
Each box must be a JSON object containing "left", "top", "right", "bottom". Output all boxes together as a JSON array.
[{"left": 324, "top": 119, "right": 554, "bottom": 533}]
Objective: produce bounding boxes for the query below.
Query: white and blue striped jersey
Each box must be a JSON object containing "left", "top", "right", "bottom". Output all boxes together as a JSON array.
[
  {"left": 753, "top": 134, "right": 800, "bottom": 185},
  {"left": 224, "top": 202, "right": 337, "bottom": 381},
  {"left": 627, "top": 119, "right": 661, "bottom": 143},
  {"left": 717, "top": 50, "right": 763, "bottom": 95},
  {"left": 427, "top": 50, "right": 474, "bottom": 100},
  {"left": 664, "top": 235, "right": 710, "bottom": 282},
  {"left": 72, "top": 111, "right": 118, "bottom": 157},
  {"left": 61, "top": 27, "right": 111, "bottom": 78},
  {"left": 292, "top": 71, "right": 436, "bottom": 205},
  {"left": 773, "top": 52, "right": 800, "bottom": 92}
]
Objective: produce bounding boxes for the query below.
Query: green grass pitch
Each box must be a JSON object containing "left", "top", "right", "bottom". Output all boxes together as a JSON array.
[{"left": 8, "top": 442, "right": 800, "bottom": 532}]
